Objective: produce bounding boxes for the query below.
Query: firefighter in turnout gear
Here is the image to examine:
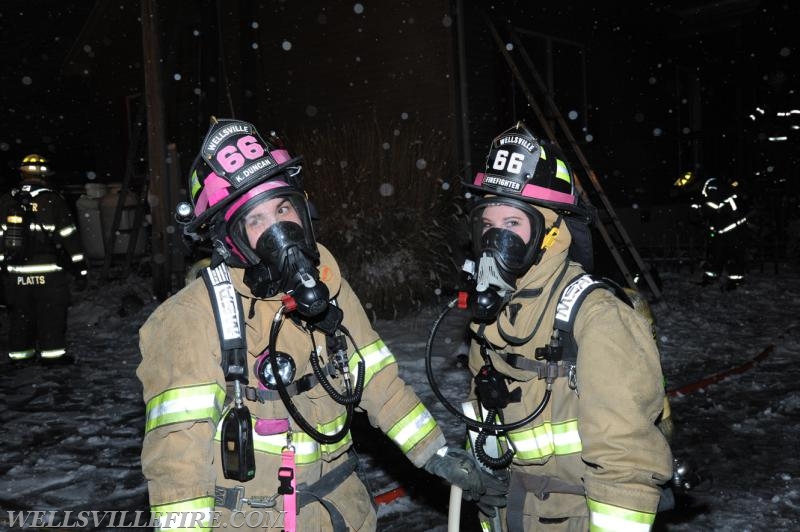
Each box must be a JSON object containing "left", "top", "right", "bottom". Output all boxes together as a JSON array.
[
  {"left": 696, "top": 177, "right": 749, "bottom": 289},
  {"left": 0, "top": 154, "right": 88, "bottom": 362},
  {"left": 453, "top": 122, "right": 673, "bottom": 530},
  {"left": 675, "top": 172, "right": 749, "bottom": 290},
  {"left": 137, "top": 118, "right": 501, "bottom": 531}
]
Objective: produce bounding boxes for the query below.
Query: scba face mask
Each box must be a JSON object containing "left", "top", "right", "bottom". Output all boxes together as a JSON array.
[
  {"left": 467, "top": 199, "right": 548, "bottom": 321},
  {"left": 230, "top": 191, "right": 329, "bottom": 316},
  {"left": 253, "top": 221, "right": 329, "bottom": 316}
]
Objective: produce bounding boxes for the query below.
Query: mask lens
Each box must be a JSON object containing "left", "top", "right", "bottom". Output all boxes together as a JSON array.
[
  {"left": 469, "top": 200, "right": 546, "bottom": 277},
  {"left": 480, "top": 228, "right": 529, "bottom": 272}
]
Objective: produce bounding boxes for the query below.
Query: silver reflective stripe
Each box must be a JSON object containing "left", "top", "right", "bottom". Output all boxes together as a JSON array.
[
  {"left": 145, "top": 383, "right": 226, "bottom": 433},
  {"left": 59, "top": 225, "right": 78, "bottom": 237},
  {"left": 71, "top": 253, "right": 85, "bottom": 262},
  {"left": 588, "top": 498, "right": 655, "bottom": 531},
  {"left": 40, "top": 348, "right": 67, "bottom": 359},
  {"left": 9, "top": 349, "right": 36, "bottom": 360},
  {"left": 7, "top": 264, "right": 63, "bottom": 273},
  {"left": 387, "top": 402, "right": 438, "bottom": 453}
]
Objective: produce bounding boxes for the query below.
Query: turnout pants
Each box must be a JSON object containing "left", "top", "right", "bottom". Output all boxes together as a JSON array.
[{"left": 3, "top": 269, "right": 70, "bottom": 360}]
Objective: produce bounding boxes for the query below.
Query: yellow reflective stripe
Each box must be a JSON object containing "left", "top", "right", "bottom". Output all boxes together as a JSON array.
[
  {"left": 552, "top": 420, "right": 582, "bottom": 454},
  {"left": 555, "top": 158, "right": 571, "bottom": 183},
  {"left": 145, "top": 383, "right": 226, "bottom": 433},
  {"left": 508, "top": 419, "right": 581, "bottom": 459},
  {"left": 480, "top": 521, "right": 492, "bottom": 531},
  {"left": 588, "top": 499, "right": 655, "bottom": 531},
  {"left": 213, "top": 414, "right": 351, "bottom": 464},
  {"left": 59, "top": 225, "right": 78, "bottom": 237},
  {"left": 7, "top": 264, "right": 63, "bottom": 273},
  {"left": 349, "top": 339, "right": 395, "bottom": 386},
  {"left": 387, "top": 402, "right": 438, "bottom": 453},
  {"left": 6, "top": 215, "right": 22, "bottom": 224},
  {"left": 318, "top": 412, "right": 353, "bottom": 455},
  {"left": 151, "top": 497, "right": 215, "bottom": 531},
  {"left": 248, "top": 430, "right": 322, "bottom": 464}
]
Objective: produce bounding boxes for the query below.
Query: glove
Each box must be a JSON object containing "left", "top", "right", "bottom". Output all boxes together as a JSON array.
[
  {"left": 424, "top": 447, "right": 509, "bottom": 516},
  {"left": 475, "top": 468, "right": 509, "bottom": 517}
]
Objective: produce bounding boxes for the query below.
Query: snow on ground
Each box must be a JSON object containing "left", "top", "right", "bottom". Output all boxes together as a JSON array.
[{"left": 1, "top": 263, "right": 799, "bottom": 531}]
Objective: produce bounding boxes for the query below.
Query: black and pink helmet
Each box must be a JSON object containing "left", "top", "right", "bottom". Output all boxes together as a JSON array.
[
  {"left": 464, "top": 121, "right": 584, "bottom": 216},
  {"left": 183, "top": 117, "right": 315, "bottom": 267}
]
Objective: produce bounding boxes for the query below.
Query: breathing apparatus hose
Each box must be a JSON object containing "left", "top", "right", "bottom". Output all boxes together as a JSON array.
[
  {"left": 309, "top": 326, "right": 366, "bottom": 405},
  {"left": 425, "top": 298, "right": 552, "bottom": 433},
  {"left": 269, "top": 305, "right": 355, "bottom": 444},
  {"left": 474, "top": 408, "right": 515, "bottom": 469}
]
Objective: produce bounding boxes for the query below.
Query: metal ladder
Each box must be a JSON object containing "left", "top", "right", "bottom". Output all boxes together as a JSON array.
[{"left": 485, "top": 16, "right": 662, "bottom": 300}]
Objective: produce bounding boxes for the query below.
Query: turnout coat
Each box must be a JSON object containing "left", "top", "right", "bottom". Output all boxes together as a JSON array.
[
  {"left": 138, "top": 244, "right": 445, "bottom": 531},
  {"left": 468, "top": 208, "right": 673, "bottom": 531}
]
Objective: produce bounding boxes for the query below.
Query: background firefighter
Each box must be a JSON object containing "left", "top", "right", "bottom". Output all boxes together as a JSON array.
[
  {"left": 455, "top": 122, "right": 673, "bottom": 530},
  {"left": 136, "top": 118, "right": 503, "bottom": 531},
  {"left": 0, "top": 153, "right": 88, "bottom": 362},
  {"left": 674, "top": 171, "right": 750, "bottom": 290}
]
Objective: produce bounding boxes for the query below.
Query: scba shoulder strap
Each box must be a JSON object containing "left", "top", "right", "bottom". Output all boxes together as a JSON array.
[
  {"left": 201, "top": 262, "right": 248, "bottom": 383},
  {"left": 555, "top": 273, "right": 632, "bottom": 364},
  {"left": 201, "top": 262, "right": 337, "bottom": 399}
]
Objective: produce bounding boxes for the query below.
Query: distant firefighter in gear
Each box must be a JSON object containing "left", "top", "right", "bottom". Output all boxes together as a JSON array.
[
  {"left": 676, "top": 172, "right": 749, "bottom": 290},
  {"left": 0, "top": 154, "right": 88, "bottom": 362},
  {"left": 448, "top": 122, "right": 673, "bottom": 530},
  {"left": 136, "top": 118, "right": 502, "bottom": 531}
]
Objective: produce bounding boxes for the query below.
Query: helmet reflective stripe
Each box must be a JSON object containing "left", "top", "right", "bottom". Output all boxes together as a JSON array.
[
  {"left": 507, "top": 419, "right": 581, "bottom": 460},
  {"left": 144, "top": 383, "right": 226, "bottom": 433},
  {"left": 9, "top": 349, "right": 36, "bottom": 360},
  {"left": 587, "top": 498, "right": 656, "bottom": 531},
  {"left": 555, "top": 158, "right": 571, "bottom": 183},
  {"left": 193, "top": 172, "right": 234, "bottom": 215},
  {"left": 387, "top": 402, "right": 438, "bottom": 453},
  {"left": 150, "top": 497, "right": 215, "bottom": 529},
  {"left": 347, "top": 339, "right": 396, "bottom": 386},
  {"left": 8, "top": 264, "right": 62, "bottom": 273}
]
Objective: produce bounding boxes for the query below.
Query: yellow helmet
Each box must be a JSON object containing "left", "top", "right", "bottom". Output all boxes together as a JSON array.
[
  {"left": 19, "top": 153, "right": 51, "bottom": 177},
  {"left": 673, "top": 170, "right": 695, "bottom": 188}
]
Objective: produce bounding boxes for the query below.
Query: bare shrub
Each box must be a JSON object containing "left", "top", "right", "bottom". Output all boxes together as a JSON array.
[{"left": 286, "top": 119, "right": 467, "bottom": 319}]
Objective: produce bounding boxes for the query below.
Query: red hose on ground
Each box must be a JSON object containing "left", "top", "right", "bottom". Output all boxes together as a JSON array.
[
  {"left": 667, "top": 344, "right": 774, "bottom": 397},
  {"left": 374, "top": 485, "right": 407, "bottom": 505}
]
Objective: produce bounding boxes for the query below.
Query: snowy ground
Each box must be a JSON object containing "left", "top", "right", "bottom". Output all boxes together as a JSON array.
[{"left": 1, "top": 262, "right": 799, "bottom": 531}]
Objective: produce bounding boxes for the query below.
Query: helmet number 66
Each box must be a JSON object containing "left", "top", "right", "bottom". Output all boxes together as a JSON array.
[
  {"left": 491, "top": 149, "right": 525, "bottom": 174},
  {"left": 216, "top": 136, "right": 266, "bottom": 173}
]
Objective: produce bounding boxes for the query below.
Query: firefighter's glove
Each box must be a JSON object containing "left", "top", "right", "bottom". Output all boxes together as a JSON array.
[
  {"left": 425, "top": 447, "right": 486, "bottom": 500},
  {"left": 424, "top": 447, "right": 509, "bottom": 517},
  {"left": 475, "top": 469, "right": 509, "bottom": 518}
]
